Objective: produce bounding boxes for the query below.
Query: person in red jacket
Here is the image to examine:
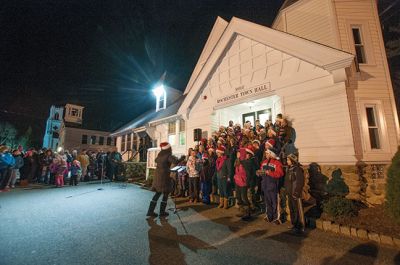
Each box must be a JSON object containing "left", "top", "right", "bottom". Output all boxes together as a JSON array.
[{"left": 257, "top": 148, "right": 284, "bottom": 224}]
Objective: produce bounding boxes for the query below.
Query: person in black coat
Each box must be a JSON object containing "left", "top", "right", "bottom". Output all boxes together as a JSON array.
[
  {"left": 146, "top": 142, "right": 183, "bottom": 218},
  {"left": 285, "top": 153, "right": 305, "bottom": 233}
]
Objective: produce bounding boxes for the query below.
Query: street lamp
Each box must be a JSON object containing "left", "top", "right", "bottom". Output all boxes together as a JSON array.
[{"left": 152, "top": 84, "right": 165, "bottom": 97}]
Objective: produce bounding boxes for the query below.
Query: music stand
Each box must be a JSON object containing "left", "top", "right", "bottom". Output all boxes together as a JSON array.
[{"left": 168, "top": 166, "right": 186, "bottom": 213}]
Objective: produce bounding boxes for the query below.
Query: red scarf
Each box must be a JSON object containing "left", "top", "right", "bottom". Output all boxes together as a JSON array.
[{"left": 216, "top": 156, "right": 227, "bottom": 171}]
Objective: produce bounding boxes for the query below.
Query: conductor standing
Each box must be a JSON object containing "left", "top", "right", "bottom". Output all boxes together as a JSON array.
[{"left": 146, "top": 142, "right": 181, "bottom": 218}]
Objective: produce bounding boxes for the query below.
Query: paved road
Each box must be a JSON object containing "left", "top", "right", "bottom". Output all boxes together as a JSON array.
[{"left": 0, "top": 183, "right": 399, "bottom": 265}]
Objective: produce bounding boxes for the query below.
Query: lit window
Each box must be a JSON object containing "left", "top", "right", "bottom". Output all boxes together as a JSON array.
[
  {"left": 132, "top": 133, "right": 138, "bottom": 151},
  {"left": 71, "top": 108, "right": 79, "bottom": 117},
  {"left": 365, "top": 106, "right": 380, "bottom": 149},
  {"left": 127, "top": 133, "right": 132, "bottom": 151},
  {"left": 179, "top": 119, "right": 186, "bottom": 145},
  {"left": 352, "top": 27, "right": 366, "bottom": 64},
  {"left": 168, "top": 121, "right": 176, "bottom": 134},
  {"left": 168, "top": 121, "right": 176, "bottom": 145},
  {"left": 121, "top": 135, "right": 126, "bottom": 151}
]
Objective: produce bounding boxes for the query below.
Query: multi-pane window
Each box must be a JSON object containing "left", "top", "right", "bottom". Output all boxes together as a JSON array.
[
  {"left": 121, "top": 135, "right": 126, "bottom": 152},
  {"left": 352, "top": 27, "right": 366, "bottom": 64},
  {"left": 168, "top": 121, "right": 176, "bottom": 145},
  {"left": 366, "top": 106, "right": 380, "bottom": 149},
  {"left": 99, "top": 136, "right": 104, "bottom": 145},
  {"left": 179, "top": 119, "right": 186, "bottom": 145},
  {"left": 90, "top": 136, "right": 97, "bottom": 145},
  {"left": 132, "top": 133, "right": 138, "bottom": 151},
  {"left": 127, "top": 133, "right": 132, "bottom": 151},
  {"left": 81, "top": 135, "right": 88, "bottom": 144},
  {"left": 107, "top": 137, "right": 112, "bottom": 145}
]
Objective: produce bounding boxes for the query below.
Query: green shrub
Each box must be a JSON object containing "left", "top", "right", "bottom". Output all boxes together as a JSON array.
[
  {"left": 122, "top": 162, "right": 147, "bottom": 179},
  {"left": 323, "top": 196, "right": 358, "bottom": 218},
  {"left": 326, "top": 169, "right": 349, "bottom": 197},
  {"left": 386, "top": 147, "right": 400, "bottom": 223}
]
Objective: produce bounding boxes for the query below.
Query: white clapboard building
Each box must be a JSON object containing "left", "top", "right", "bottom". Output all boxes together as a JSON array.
[{"left": 112, "top": 0, "right": 399, "bottom": 205}]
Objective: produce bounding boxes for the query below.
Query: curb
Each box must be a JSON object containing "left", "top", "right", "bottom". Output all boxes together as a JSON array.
[{"left": 315, "top": 219, "right": 400, "bottom": 249}]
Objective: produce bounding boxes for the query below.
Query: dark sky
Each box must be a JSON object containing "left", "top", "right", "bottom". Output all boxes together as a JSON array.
[{"left": 0, "top": 0, "right": 398, "bottom": 147}]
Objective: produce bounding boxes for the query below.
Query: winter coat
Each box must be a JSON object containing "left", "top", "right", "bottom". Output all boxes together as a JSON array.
[
  {"left": 216, "top": 156, "right": 229, "bottom": 180},
  {"left": 260, "top": 158, "right": 284, "bottom": 179},
  {"left": 186, "top": 156, "right": 199, "bottom": 177},
  {"left": 13, "top": 155, "right": 24, "bottom": 170},
  {"left": 50, "top": 160, "right": 67, "bottom": 176},
  {"left": 77, "top": 154, "right": 90, "bottom": 168},
  {"left": 202, "top": 156, "right": 216, "bottom": 182},
  {"left": 152, "top": 149, "right": 180, "bottom": 193},
  {"left": 234, "top": 149, "right": 247, "bottom": 187},
  {"left": 0, "top": 152, "right": 15, "bottom": 170},
  {"left": 70, "top": 163, "right": 81, "bottom": 176},
  {"left": 240, "top": 156, "right": 258, "bottom": 188},
  {"left": 285, "top": 164, "right": 304, "bottom": 199}
]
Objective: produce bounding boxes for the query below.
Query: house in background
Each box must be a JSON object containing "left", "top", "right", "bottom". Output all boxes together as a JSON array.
[
  {"left": 43, "top": 104, "right": 116, "bottom": 153},
  {"left": 113, "top": 0, "right": 399, "bottom": 205}
]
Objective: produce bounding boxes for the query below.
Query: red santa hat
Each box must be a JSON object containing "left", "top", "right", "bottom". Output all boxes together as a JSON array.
[
  {"left": 245, "top": 145, "right": 255, "bottom": 156},
  {"left": 160, "top": 142, "right": 171, "bottom": 150},
  {"left": 265, "top": 139, "right": 276, "bottom": 148},
  {"left": 216, "top": 145, "right": 226, "bottom": 154}
]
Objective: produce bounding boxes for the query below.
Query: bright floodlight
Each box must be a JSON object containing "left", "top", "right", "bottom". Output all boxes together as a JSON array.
[
  {"left": 57, "top": 146, "right": 63, "bottom": 153},
  {"left": 152, "top": 84, "right": 165, "bottom": 97}
]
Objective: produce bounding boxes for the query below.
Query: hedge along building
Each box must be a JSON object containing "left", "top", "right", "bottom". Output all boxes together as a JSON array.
[{"left": 113, "top": 0, "right": 399, "bottom": 205}]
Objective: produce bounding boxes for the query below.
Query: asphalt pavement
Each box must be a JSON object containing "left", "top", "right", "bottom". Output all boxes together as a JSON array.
[{"left": 0, "top": 183, "right": 399, "bottom": 265}]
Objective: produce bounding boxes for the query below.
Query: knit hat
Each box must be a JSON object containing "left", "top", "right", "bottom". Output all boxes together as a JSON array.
[
  {"left": 245, "top": 145, "right": 255, "bottom": 156},
  {"left": 160, "top": 142, "right": 171, "bottom": 150},
  {"left": 287, "top": 153, "right": 298, "bottom": 163},
  {"left": 252, "top": 139, "right": 261, "bottom": 145},
  {"left": 266, "top": 148, "right": 278, "bottom": 158},
  {"left": 216, "top": 146, "right": 226, "bottom": 154},
  {"left": 265, "top": 139, "right": 276, "bottom": 148}
]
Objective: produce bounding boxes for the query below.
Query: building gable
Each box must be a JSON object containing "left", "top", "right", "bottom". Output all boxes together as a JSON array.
[{"left": 178, "top": 17, "right": 354, "bottom": 118}]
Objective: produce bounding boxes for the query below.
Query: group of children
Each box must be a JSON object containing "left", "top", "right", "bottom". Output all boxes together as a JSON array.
[{"left": 174, "top": 114, "right": 306, "bottom": 232}]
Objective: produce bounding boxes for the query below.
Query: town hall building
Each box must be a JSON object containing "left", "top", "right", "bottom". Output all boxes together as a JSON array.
[{"left": 111, "top": 0, "right": 399, "bottom": 205}]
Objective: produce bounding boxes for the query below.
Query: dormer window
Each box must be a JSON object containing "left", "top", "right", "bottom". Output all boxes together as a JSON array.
[
  {"left": 70, "top": 108, "right": 80, "bottom": 117},
  {"left": 153, "top": 85, "right": 167, "bottom": 112}
]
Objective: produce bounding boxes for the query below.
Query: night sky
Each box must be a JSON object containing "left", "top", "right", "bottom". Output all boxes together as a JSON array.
[{"left": 1, "top": 0, "right": 398, "bottom": 147}]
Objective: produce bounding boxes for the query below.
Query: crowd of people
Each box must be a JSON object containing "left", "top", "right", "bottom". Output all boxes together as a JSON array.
[
  {"left": 150, "top": 113, "right": 306, "bottom": 233},
  {"left": 0, "top": 146, "right": 123, "bottom": 191}
]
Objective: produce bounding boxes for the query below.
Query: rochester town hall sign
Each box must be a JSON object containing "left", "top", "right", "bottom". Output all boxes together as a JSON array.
[{"left": 216, "top": 82, "right": 273, "bottom": 105}]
